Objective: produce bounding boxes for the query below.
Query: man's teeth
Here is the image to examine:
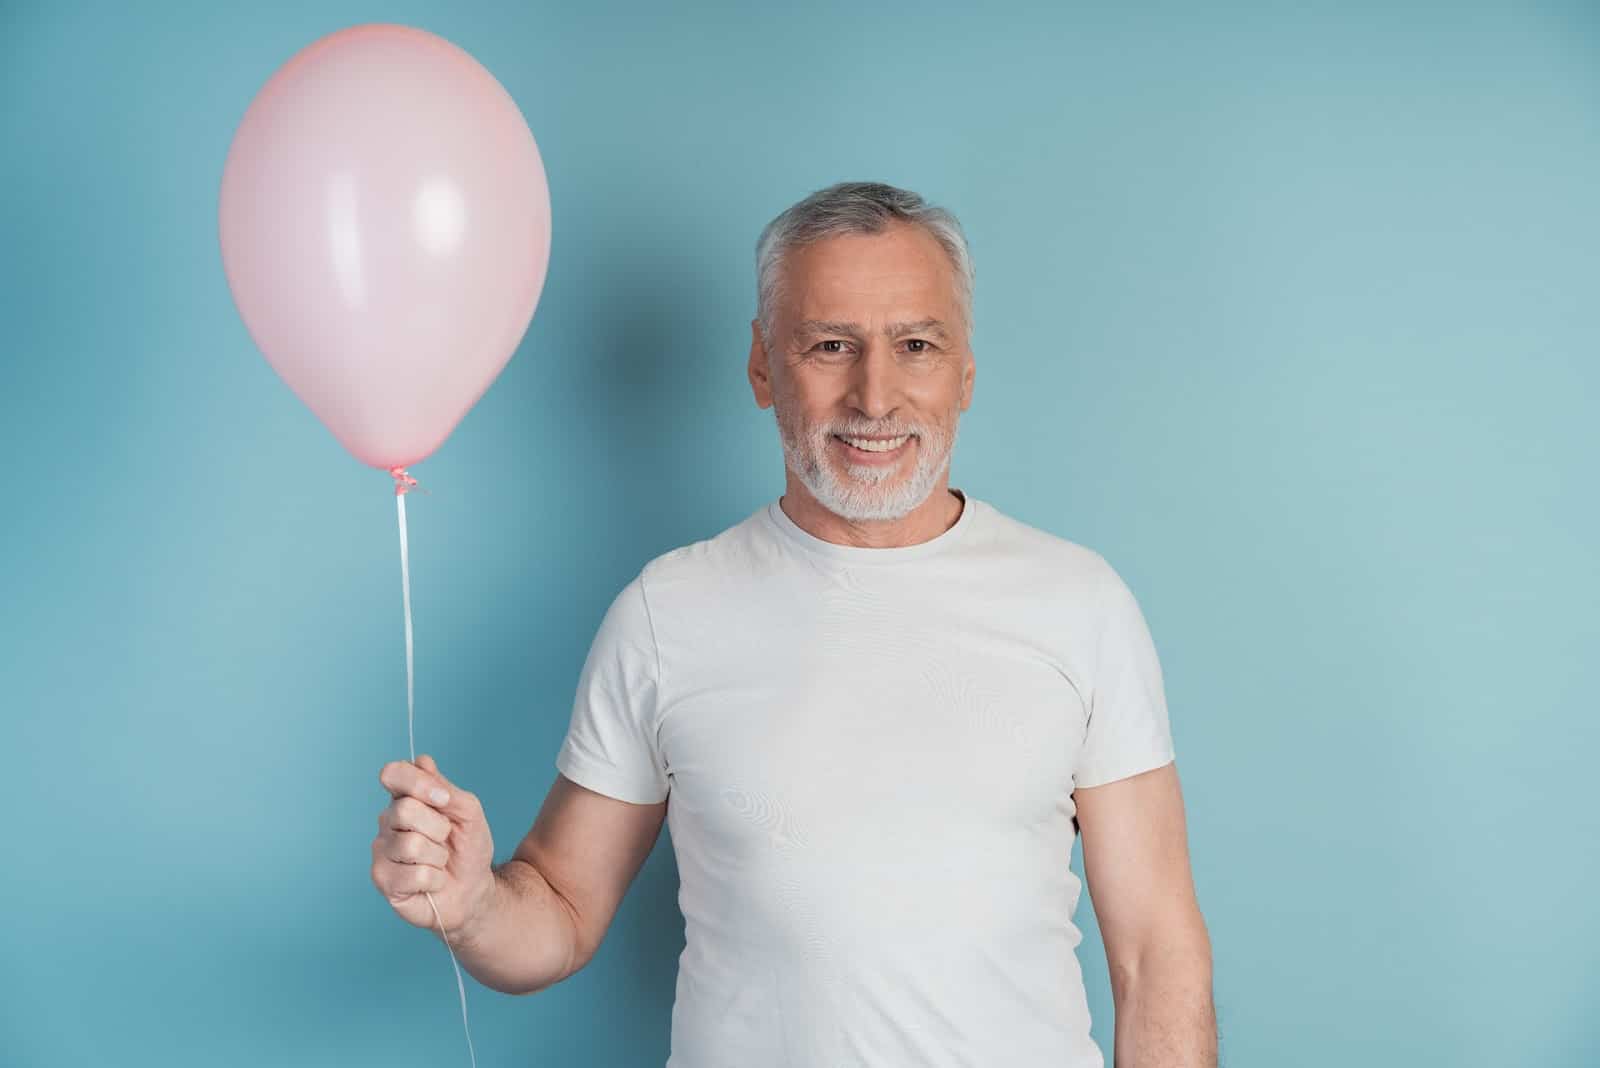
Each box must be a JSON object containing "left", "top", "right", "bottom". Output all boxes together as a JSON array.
[{"left": 838, "top": 434, "right": 910, "bottom": 452}]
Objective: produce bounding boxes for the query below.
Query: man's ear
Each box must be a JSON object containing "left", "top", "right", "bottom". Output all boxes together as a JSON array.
[
  {"left": 960, "top": 350, "right": 975, "bottom": 411},
  {"left": 749, "top": 318, "right": 774, "bottom": 409}
]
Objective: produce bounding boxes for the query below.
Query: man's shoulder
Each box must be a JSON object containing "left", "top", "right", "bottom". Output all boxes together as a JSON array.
[
  {"left": 972, "top": 497, "right": 1114, "bottom": 584},
  {"left": 634, "top": 501, "right": 773, "bottom": 591}
]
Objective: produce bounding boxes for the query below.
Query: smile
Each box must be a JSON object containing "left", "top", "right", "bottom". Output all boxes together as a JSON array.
[{"left": 833, "top": 433, "right": 914, "bottom": 463}]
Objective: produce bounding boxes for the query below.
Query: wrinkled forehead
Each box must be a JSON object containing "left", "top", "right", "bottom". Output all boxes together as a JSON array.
[{"left": 777, "top": 230, "right": 964, "bottom": 327}]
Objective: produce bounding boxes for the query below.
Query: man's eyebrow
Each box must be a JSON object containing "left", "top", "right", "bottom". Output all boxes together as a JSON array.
[
  {"left": 793, "top": 319, "right": 860, "bottom": 338},
  {"left": 792, "top": 318, "right": 951, "bottom": 340}
]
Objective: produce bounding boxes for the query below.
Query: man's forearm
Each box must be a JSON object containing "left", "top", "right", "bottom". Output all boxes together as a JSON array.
[
  {"left": 1111, "top": 938, "right": 1218, "bottom": 1067},
  {"left": 448, "top": 858, "right": 581, "bottom": 995}
]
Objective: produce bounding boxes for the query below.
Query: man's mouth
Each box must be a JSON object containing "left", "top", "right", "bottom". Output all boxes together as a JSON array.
[{"left": 833, "top": 433, "right": 914, "bottom": 460}]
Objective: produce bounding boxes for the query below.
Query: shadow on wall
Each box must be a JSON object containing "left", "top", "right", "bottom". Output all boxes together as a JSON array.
[{"left": 507, "top": 212, "right": 731, "bottom": 1056}]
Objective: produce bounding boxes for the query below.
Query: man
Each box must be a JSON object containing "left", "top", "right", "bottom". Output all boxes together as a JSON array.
[{"left": 372, "top": 181, "right": 1217, "bottom": 1066}]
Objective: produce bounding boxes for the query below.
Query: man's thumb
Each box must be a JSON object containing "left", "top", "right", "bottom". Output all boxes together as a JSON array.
[{"left": 416, "top": 752, "right": 445, "bottom": 782}]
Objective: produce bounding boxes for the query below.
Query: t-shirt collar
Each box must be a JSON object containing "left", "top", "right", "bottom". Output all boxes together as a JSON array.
[{"left": 763, "top": 488, "right": 977, "bottom": 565}]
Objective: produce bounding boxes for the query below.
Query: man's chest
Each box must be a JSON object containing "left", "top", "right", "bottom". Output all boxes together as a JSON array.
[{"left": 656, "top": 621, "right": 1089, "bottom": 866}]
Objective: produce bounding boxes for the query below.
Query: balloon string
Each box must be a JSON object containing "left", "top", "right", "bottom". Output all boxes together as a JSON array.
[{"left": 394, "top": 475, "right": 478, "bottom": 1068}]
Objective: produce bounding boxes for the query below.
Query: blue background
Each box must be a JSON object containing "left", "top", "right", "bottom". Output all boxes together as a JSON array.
[{"left": 3, "top": 2, "right": 1596, "bottom": 1065}]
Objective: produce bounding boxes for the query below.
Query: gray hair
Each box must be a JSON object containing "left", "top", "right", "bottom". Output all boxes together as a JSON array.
[{"left": 754, "top": 181, "right": 974, "bottom": 351}]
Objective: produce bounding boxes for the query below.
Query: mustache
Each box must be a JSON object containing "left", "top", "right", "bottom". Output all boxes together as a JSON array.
[{"left": 826, "top": 427, "right": 919, "bottom": 438}]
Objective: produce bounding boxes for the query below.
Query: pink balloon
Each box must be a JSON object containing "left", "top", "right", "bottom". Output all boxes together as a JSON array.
[{"left": 219, "top": 23, "right": 551, "bottom": 471}]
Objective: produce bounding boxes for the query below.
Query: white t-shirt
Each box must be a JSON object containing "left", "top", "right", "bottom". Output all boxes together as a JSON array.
[{"left": 555, "top": 488, "right": 1176, "bottom": 1067}]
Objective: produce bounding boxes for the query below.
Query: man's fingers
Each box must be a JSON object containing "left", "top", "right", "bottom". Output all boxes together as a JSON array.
[
  {"left": 379, "top": 756, "right": 454, "bottom": 809},
  {"left": 415, "top": 754, "right": 475, "bottom": 816},
  {"left": 398, "top": 863, "right": 445, "bottom": 895},
  {"left": 388, "top": 829, "right": 450, "bottom": 869},
  {"left": 386, "top": 796, "right": 452, "bottom": 845},
  {"left": 378, "top": 859, "right": 446, "bottom": 900},
  {"left": 380, "top": 755, "right": 483, "bottom": 829}
]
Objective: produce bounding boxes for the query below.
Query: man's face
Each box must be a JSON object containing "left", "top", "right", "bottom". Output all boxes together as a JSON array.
[{"left": 749, "top": 222, "right": 974, "bottom": 523}]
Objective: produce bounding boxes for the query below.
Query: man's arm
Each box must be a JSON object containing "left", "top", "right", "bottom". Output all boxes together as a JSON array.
[
  {"left": 1075, "top": 761, "right": 1217, "bottom": 1067},
  {"left": 456, "top": 771, "right": 668, "bottom": 994}
]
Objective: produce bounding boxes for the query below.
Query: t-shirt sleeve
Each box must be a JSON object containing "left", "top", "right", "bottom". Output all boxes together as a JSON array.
[
  {"left": 554, "top": 574, "right": 671, "bottom": 804},
  {"left": 1074, "top": 557, "right": 1177, "bottom": 789}
]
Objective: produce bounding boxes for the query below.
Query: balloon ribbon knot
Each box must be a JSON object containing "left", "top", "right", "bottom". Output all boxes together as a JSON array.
[{"left": 389, "top": 466, "right": 423, "bottom": 497}]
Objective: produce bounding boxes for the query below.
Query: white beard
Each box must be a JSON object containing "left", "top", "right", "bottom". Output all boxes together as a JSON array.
[{"left": 772, "top": 392, "right": 961, "bottom": 523}]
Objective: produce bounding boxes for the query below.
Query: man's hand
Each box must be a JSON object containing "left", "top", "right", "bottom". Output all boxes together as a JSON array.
[{"left": 371, "top": 754, "right": 498, "bottom": 945}]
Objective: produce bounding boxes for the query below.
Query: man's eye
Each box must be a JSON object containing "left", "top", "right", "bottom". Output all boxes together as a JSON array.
[{"left": 810, "top": 339, "right": 934, "bottom": 355}]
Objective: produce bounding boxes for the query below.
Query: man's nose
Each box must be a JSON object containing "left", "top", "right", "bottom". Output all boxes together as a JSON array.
[{"left": 845, "top": 340, "right": 903, "bottom": 419}]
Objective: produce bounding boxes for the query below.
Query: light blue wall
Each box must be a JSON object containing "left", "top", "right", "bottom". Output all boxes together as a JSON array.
[{"left": 3, "top": 2, "right": 1595, "bottom": 1065}]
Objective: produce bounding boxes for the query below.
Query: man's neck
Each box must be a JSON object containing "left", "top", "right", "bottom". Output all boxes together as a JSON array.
[{"left": 777, "top": 484, "right": 964, "bottom": 549}]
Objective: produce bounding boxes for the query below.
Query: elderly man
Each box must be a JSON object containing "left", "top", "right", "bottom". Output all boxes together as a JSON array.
[{"left": 372, "top": 181, "right": 1217, "bottom": 1066}]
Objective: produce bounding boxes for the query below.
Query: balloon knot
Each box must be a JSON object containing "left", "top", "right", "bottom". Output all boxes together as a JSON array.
[{"left": 389, "top": 466, "right": 421, "bottom": 497}]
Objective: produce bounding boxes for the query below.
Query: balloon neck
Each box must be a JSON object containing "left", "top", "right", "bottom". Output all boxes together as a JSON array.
[{"left": 389, "top": 466, "right": 420, "bottom": 497}]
